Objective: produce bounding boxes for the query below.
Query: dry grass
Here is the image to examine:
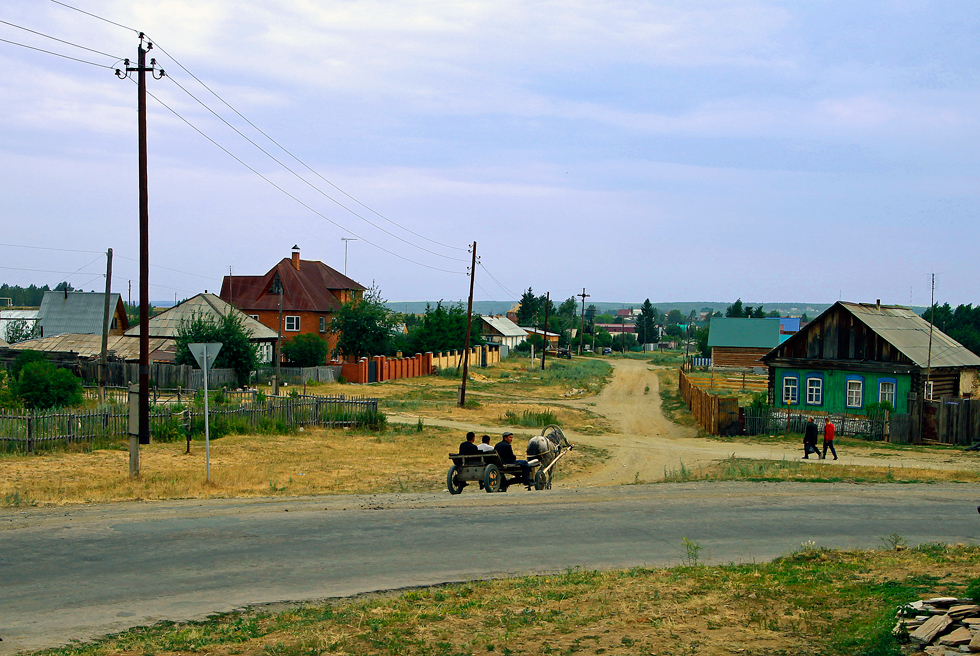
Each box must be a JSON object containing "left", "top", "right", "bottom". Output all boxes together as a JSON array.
[
  {"left": 0, "top": 425, "right": 601, "bottom": 507},
  {"left": 35, "top": 544, "right": 980, "bottom": 656}
]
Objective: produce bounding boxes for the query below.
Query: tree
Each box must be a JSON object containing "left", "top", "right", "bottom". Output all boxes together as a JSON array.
[
  {"left": 666, "top": 309, "right": 683, "bottom": 325},
  {"left": 558, "top": 297, "right": 578, "bottom": 321},
  {"left": 410, "top": 301, "right": 482, "bottom": 354},
  {"left": 5, "top": 319, "right": 40, "bottom": 344},
  {"left": 695, "top": 326, "right": 710, "bottom": 357},
  {"left": 331, "top": 285, "right": 396, "bottom": 361},
  {"left": 923, "top": 303, "right": 980, "bottom": 356},
  {"left": 12, "top": 355, "right": 82, "bottom": 409},
  {"left": 515, "top": 288, "right": 539, "bottom": 326},
  {"left": 725, "top": 299, "right": 745, "bottom": 318},
  {"left": 282, "top": 333, "right": 328, "bottom": 366},
  {"left": 766, "top": 310, "right": 781, "bottom": 318},
  {"left": 636, "top": 300, "right": 658, "bottom": 345},
  {"left": 175, "top": 312, "right": 259, "bottom": 387}
]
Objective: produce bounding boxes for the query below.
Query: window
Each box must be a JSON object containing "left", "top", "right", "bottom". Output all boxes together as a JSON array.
[
  {"left": 878, "top": 378, "right": 896, "bottom": 406},
  {"left": 250, "top": 315, "right": 259, "bottom": 321},
  {"left": 285, "top": 315, "right": 300, "bottom": 331},
  {"left": 319, "top": 316, "right": 326, "bottom": 333},
  {"left": 782, "top": 376, "right": 799, "bottom": 404},
  {"left": 924, "top": 380, "right": 934, "bottom": 400},
  {"left": 846, "top": 376, "right": 864, "bottom": 408},
  {"left": 806, "top": 376, "right": 823, "bottom": 405}
]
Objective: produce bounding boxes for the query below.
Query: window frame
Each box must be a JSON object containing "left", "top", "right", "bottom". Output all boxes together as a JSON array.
[
  {"left": 845, "top": 375, "right": 864, "bottom": 408},
  {"left": 319, "top": 316, "right": 326, "bottom": 333},
  {"left": 924, "top": 380, "right": 934, "bottom": 401},
  {"left": 878, "top": 377, "right": 897, "bottom": 406},
  {"left": 284, "top": 315, "right": 300, "bottom": 332},
  {"left": 805, "top": 373, "right": 824, "bottom": 406},
  {"left": 782, "top": 375, "right": 799, "bottom": 405}
]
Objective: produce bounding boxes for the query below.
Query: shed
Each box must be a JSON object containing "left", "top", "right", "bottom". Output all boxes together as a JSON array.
[
  {"left": 480, "top": 315, "right": 527, "bottom": 349},
  {"left": 707, "top": 318, "right": 781, "bottom": 368},
  {"left": 37, "top": 291, "right": 128, "bottom": 337}
]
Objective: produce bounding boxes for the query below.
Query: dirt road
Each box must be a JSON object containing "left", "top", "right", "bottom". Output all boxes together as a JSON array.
[{"left": 392, "top": 358, "right": 980, "bottom": 486}]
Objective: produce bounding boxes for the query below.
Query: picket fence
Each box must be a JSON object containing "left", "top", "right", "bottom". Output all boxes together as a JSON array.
[{"left": 0, "top": 394, "right": 380, "bottom": 453}]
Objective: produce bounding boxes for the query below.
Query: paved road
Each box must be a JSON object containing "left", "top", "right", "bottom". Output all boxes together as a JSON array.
[{"left": 2, "top": 482, "right": 979, "bottom": 654}]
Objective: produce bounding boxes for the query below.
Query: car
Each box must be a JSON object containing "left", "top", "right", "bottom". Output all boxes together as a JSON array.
[{"left": 602, "top": 347, "right": 613, "bottom": 355}]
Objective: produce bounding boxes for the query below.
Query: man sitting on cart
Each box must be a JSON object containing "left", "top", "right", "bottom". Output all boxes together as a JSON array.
[
  {"left": 495, "top": 431, "right": 532, "bottom": 486},
  {"left": 458, "top": 431, "right": 480, "bottom": 455}
]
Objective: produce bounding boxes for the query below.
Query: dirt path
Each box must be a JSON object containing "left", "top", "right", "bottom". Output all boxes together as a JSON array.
[{"left": 391, "top": 358, "right": 980, "bottom": 487}]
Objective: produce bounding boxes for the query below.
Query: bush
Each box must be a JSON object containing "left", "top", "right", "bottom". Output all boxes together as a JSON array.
[
  {"left": 282, "top": 333, "right": 328, "bottom": 367},
  {"left": 15, "top": 360, "right": 83, "bottom": 409}
]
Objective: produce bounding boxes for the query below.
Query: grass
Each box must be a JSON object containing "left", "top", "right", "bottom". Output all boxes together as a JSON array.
[
  {"left": 656, "top": 369, "right": 698, "bottom": 429},
  {"left": 500, "top": 408, "right": 559, "bottom": 427},
  {"left": 27, "top": 543, "right": 980, "bottom": 656},
  {"left": 662, "top": 454, "right": 980, "bottom": 484}
]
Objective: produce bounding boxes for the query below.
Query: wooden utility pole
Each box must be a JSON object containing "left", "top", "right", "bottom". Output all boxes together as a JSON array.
[
  {"left": 458, "top": 242, "right": 477, "bottom": 407},
  {"left": 119, "top": 34, "right": 164, "bottom": 476},
  {"left": 275, "top": 279, "right": 283, "bottom": 396},
  {"left": 98, "top": 248, "right": 113, "bottom": 404},
  {"left": 540, "top": 291, "right": 550, "bottom": 370},
  {"left": 577, "top": 288, "right": 590, "bottom": 355}
]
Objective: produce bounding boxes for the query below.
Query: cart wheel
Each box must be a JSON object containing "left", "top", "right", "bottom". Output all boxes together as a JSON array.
[
  {"left": 483, "top": 464, "right": 501, "bottom": 493},
  {"left": 447, "top": 465, "right": 464, "bottom": 495},
  {"left": 534, "top": 470, "right": 548, "bottom": 490}
]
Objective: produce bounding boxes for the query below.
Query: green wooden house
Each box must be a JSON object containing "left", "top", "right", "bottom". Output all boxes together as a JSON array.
[{"left": 762, "top": 301, "right": 980, "bottom": 415}]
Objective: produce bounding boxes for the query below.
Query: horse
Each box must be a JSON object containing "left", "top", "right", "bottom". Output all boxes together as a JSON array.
[{"left": 526, "top": 428, "right": 567, "bottom": 488}]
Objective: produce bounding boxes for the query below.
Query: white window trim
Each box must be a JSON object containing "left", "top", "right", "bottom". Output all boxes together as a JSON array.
[
  {"left": 284, "top": 315, "right": 300, "bottom": 332},
  {"left": 319, "top": 316, "right": 326, "bottom": 333},
  {"left": 879, "top": 381, "right": 896, "bottom": 405},
  {"left": 806, "top": 377, "right": 822, "bottom": 405},
  {"left": 846, "top": 379, "right": 863, "bottom": 408},
  {"left": 782, "top": 376, "right": 799, "bottom": 404},
  {"left": 924, "top": 380, "right": 934, "bottom": 400}
]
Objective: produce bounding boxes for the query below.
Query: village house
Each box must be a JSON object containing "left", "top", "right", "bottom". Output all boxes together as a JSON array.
[
  {"left": 707, "top": 317, "right": 783, "bottom": 369},
  {"left": 762, "top": 301, "right": 980, "bottom": 415},
  {"left": 480, "top": 315, "right": 527, "bottom": 351},
  {"left": 219, "top": 246, "right": 365, "bottom": 360},
  {"left": 37, "top": 291, "right": 128, "bottom": 337}
]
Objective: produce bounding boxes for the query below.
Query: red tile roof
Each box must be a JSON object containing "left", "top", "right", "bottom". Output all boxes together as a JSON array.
[{"left": 220, "top": 258, "right": 365, "bottom": 313}]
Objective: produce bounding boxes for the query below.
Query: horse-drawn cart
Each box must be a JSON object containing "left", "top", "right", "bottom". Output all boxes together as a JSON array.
[{"left": 446, "top": 425, "right": 572, "bottom": 494}]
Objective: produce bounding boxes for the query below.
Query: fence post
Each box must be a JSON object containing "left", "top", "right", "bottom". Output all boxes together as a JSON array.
[
  {"left": 26, "top": 415, "right": 34, "bottom": 454},
  {"left": 68, "top": 413, "right": 75, "bottom": 447}
]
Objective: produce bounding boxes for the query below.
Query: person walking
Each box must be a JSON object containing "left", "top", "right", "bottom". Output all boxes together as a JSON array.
[
  {"left": 822, "top": 418, "right": 837, "bottom": 460},
  {"left": 803, "top": 417, "right": 819, "bottom": 459}
]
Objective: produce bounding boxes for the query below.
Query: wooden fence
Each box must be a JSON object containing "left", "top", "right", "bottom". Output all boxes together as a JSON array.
[
  {"left": 0, "top": 394, "right": 380, "bottom": 453},
  {"left": 742, "top": 407, "right": 889, "bottom": 440},
  {"left": 677, "top": 367, "right": 738, "bottom": 435},
  {"left": 82, "top": 386, "right": 258, "bottom": 406}
]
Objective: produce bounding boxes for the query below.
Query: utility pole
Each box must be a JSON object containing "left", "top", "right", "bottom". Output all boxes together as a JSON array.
[
  {"left": 458, "top": 242, "right": 477, "bottom": 407},
  {"left": 118, "top": 34, "right": 164, "bottom": 477},
  {"left": 274, "top": 278, "right": 284, "bottom": 396},
  {"left": 98, "top": 248, "right": 113, "bottom": 404},
  {"left": 540, "top": 291, "right": 550, "bottom": 370},
  {"left": 926, "top": 273, "right": 935, "bottom": 399},
  {"left": 341, "top": 237, "right": 357, "bottom": 276},
  {"left": 577, "top": 288, "right": 590, "bottom": 355}
]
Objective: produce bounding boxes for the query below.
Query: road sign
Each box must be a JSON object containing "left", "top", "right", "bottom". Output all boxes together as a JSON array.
[{"left": 188, "top": 342, "right": 222, "bottom": 371}]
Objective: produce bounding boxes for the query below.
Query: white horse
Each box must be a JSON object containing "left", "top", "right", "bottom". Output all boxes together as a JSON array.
[{"left": 526, "top": 427, "right": 569, "bottom": 488}]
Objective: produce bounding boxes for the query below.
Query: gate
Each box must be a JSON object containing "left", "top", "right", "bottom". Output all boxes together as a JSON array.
[{"left": 367, "top": 360, "right": 377, "bottom": 383}]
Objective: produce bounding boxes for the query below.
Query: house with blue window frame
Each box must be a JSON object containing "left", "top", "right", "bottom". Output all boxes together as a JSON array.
[{"left": 762, "top": 301, "right": 980, "bottom": 415}]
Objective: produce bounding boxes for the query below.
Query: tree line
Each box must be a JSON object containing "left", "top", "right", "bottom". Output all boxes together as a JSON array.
[{"left": 0, "top": 281, "right": 75, "bottom": 307}]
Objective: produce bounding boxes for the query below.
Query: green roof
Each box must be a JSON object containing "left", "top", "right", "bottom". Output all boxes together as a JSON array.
[{"left": 707, "top": 318, "right": 781, "bottom": 348}]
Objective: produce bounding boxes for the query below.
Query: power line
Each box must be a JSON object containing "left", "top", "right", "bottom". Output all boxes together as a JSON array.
[
  {"left": 0, "top": 18, "right": 123, "bottom": 59},
  {"left": 150, "top": 39, "right": 467, "bottom": 254},
  {"left": 0, "top": 36, "right": 115, "bottom": 68},
  {"left": 475, "top": 281, "right": 496, "bottom": 303},
  {"left": 479, "top": 262, "right": 518, "bottom": 299},
  {"left": 164, "top": 74, "right": 466, "bottom": 263},
  {"left": 141, "top": 82, "right": 464, "bottom": 276},
  {"left": 0, "top": 242, "right": 105, "bottom": 254},
  {"left": 49, "top": 0, "right": 139, "bottom": 34},
  {"left": 0, "top": 243, "right": 218, "bottom": 281}
]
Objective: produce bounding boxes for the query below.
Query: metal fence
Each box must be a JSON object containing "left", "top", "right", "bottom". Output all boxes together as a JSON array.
[
  {"left": 742, "top": 407, "right": 889, "bottom": 440},
  {"left": 0, "top": 394, "right": 380, "bottom": 453}
]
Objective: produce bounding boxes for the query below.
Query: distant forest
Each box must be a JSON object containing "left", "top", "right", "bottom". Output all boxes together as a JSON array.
[
  {"left": 923, "top": 303, "right": 980, "bottom": 356},
  {"left": 0, "top": 282, "right": 74, "bottom": 307}
]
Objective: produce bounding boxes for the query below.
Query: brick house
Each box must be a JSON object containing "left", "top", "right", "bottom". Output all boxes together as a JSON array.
[{"left": 219, "top": 246, "right": 365, "bottom": 361}]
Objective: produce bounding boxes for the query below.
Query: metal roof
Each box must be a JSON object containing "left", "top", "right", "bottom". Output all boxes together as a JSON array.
[
  {"left": 125, "top": 293, "right": 278, "bottom": 341},
  {"left": 9, "top": 334, "right": 173, "bottom": 361},
  {"left": 481, "top": 315, "right": 527, "bottom": 338},
  {"left": 842, "top": 302, "right": 980, "bottom": 369},
  {"left": 0, "top": 309, "right": 39, "bottom": 341},
  {"left": 220, "top": 257, "right": 365, "bottom": 313},
  {"left": 707, "top": 318, "right": 781, "bottom": 348},
  {"left": 37, "top": 292, "right": 125, "bottom": 336}
]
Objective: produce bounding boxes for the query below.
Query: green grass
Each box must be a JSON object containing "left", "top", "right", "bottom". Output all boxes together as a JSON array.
[{"left": 501, "top": 408, "right": 559, "bottom": 427}]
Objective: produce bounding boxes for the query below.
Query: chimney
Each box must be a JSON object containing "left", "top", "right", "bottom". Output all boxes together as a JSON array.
[
  {"left": 291, "top": 245, "right": 300, "bottom": 270},
  {"left": 876, "top": 299, "right": 881, "bottom": 310}
]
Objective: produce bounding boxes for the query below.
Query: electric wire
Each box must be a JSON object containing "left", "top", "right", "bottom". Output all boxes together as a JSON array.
[
  {"left": 0, "top": 36, "right": 114, "bottom": 68},
  {"left": 164, "top": 74, "right": 466, "bottom": 263},
  {"left": 0, "top": 19, "right": 123, "bottom": 59},
  {"left": 478, "top": 262, "right": 519, "bottom": 299},
  {"left": 140, "top": 82, "right": 464, "bottom": 275},
  {"left": 149, "top": 39, "right": 467, "bottom": 254},
  {"left": 49, "top": 0, "right": 139, "bottom": 34},
  {"left": 475, "top": 281, "right": 496, "bottom": 303},
  {"left": 0, "top": 242, "right": 105, "bottom": 255},
  {"left": 113, "top": 254, "right": 218, "bottom": 280}
]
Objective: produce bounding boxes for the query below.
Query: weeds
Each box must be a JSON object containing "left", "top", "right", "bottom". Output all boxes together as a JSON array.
[
  {"left": 501, "top": 409, "right": 559, "bottom": 427},
  {"left": 682, "top": 537, "right": 703, "bottom": 566},
  {"left": 880, "top": 533, "right": 909, "bottom": 550},
  {"left": 3, "top": 489, "right": 37, "bottom": 507}
]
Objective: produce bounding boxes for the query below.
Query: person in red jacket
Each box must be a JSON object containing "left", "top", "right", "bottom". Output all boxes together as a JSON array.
[{"left": 822, "top": 418, "right": 837, "bottom": 460}]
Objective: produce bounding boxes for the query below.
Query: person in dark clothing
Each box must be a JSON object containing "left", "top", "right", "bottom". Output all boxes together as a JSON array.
[
  {"left": 803, "top": 417, "right": 819, "bottom": 459},
  {"left": 458, "top": 431, "right": 480, "bottom": 455},
  {"left": 495, "top": 431, "right": 531, "bottom": 486}
]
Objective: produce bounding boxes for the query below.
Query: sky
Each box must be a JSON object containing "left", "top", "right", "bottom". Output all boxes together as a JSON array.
[{"left": 0, "top": 0, "right": 977, "bottom": 309}]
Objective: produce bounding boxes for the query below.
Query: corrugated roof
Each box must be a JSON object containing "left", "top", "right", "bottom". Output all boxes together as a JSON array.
[
  {"left": 125, "top": 293, "right": 278, "bottom": 340},
  {"left": 481, "top": 315, "right": 527, "bottom": 338},
  {"left": 0, "top": 310, "right": 39, "bottom": 341},
  {"left": 708, "top": 318, "right": 782, "bottom": 348},
  {"left": 843, "top": 302, "right": 980, "bottom": 369},
  {"left": 9, "top": 333, "right": 173, "bottom": 361},
  {"left": 38, "top": 292, "right": 125, "bottom": 336},
  {"left": 220, "top": 258, "right": 365, "bottom": 313}
]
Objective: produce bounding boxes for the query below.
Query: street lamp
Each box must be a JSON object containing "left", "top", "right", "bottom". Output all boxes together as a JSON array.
[{"left": 341, "top": 237, "right": 357, "bottom": 276}]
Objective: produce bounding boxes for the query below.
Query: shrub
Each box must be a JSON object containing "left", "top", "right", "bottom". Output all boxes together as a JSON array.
[
  {"left": 282, "top": 333, "right": 329, "bottom": 367},
  {"left": 15, "top": 360, "right": 83, "bottom": 409}
]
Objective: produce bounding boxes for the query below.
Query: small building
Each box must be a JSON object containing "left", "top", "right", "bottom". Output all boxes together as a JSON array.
[
  {"left": 220, "top": 246, "right": 365, "bottom": 359},
  {"left": 37, "top": 291, "right": 128, "bottom": 337},
  {"left": 595, "top": 323, "right": 635, "bottom": 335},
  {"left": 0, "top": 309, "right": 40, "bottom": 342},
  {"left": 762, "top": 301, "right": 980, "bottom": 415},
  {"left": 707, "top": 317, "right": 781, "bottom": 368},
  {"left": 7, "top": 333, "right": 173, "bottom": 362},
  {"left": 480, "top": 315, "right": 527, "bottom": 349},
  {"left": 522, "top": 327, "right": 560, "bottom": 348}
]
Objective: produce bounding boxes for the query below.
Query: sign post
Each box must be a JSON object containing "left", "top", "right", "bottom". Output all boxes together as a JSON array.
[{"left": 188, "top": 342, "right": 222, "bottom": 482}]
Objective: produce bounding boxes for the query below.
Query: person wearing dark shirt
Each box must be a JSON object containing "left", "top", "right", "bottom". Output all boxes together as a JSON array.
[
  {"left": 495, "top": 431, "right": 531, "bottom": 486},
  {"left": 803, "top": 417, "right": 819, "bottom": 459},
  {"left": 458, "top": 431, "right": 480, "bottom": 455}
]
